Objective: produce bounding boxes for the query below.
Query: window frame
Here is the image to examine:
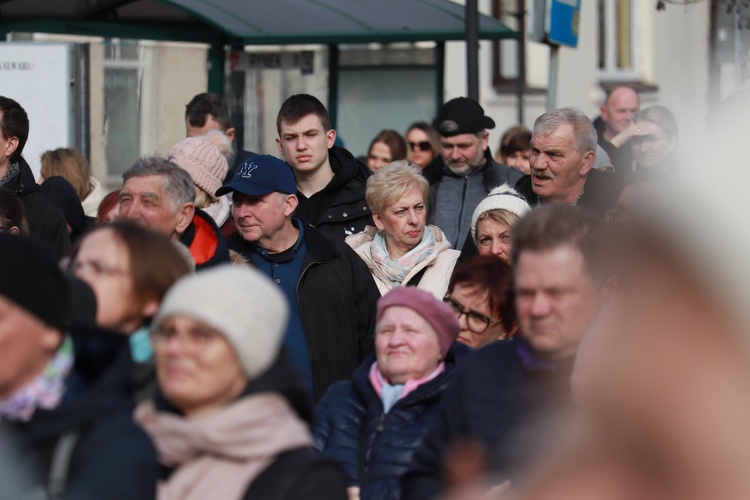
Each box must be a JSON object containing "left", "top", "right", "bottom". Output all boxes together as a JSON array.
[{"left": 598, "top": 0, "right": 640, "bottom": 81}]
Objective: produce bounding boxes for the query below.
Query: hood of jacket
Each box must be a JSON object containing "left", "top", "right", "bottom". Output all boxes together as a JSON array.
[
  {"left": 18, "top": 327, "right": 135, "bottom": 443},
  {"left": 322, "top": 146, "right": 370, "bottom": 202}
]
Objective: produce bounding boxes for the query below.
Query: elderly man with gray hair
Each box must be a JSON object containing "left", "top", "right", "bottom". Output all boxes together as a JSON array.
[
  {"left": 119, "top": 156, "right": 230, "bottom": 270},
  {"left": 515, "top": 107, "right": 620, "bottom": 219}
]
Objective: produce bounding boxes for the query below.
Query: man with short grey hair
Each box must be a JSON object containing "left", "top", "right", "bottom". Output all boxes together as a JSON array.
[
  {"left": 515, "top": 107, "right": 620, "bottom": 218},
  {"left": 119, "top": 156, "right": 229, "bottom": 269}
]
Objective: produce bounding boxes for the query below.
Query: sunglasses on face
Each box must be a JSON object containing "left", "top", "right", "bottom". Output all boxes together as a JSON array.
[{"left": 409, "top": 141, "right": 432, "bottom": 152}]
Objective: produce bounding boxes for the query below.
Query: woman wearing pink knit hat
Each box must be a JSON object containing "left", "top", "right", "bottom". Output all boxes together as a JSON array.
[
  {"left": 168, "top": 130, "right": 236, "bottom": 239},
  {"left": 313, "top": 286, "right": 469, "bottom": 500}
]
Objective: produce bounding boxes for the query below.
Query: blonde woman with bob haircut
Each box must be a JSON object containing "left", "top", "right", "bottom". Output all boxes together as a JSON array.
[
  {"left": 40, "top": 148, "right": 107, "bottom": 218},
  {"left": 346, "top": 160, "right": 459, "bottom": 299}
]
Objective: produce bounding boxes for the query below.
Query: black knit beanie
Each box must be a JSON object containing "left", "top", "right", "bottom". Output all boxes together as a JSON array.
[{"left": 0, "top": 233, "right": 68, "bottom": 329}]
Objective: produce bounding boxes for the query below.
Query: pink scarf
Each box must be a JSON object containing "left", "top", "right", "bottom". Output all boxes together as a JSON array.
[
  {"left": 134, "top": 393, "right": 312, "bottom": 500},
  {"left": 368, "top": 362, "right": 445, "bottom": 401}
]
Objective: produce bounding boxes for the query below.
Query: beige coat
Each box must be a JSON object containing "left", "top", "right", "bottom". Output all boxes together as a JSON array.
[{"left": 346, "top": 225, "right": 460, "bottom": 299}]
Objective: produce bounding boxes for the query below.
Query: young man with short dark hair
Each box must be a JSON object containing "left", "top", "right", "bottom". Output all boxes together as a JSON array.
[{"left": 276, "top": 94, "right": 372, "bottom": 241}]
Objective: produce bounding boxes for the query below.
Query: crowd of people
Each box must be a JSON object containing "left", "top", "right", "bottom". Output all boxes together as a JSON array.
[{"left": 0, "top": 83, "right": 747, "bottom": 500}]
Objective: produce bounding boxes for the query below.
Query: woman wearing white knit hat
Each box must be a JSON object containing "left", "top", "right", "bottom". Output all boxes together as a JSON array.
[
  {"left": 135, "top": 265, "right": 347, "bottom": 500},
  {"left": 470, "top": 184, "right": 530, "bottom": 263}
]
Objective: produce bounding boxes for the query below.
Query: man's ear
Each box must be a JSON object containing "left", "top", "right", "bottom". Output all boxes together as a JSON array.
[
  {"left": 1, "top": 136, "right": 19, "bottom": 162},
  {"left": 224, "top": 127, "right": 236, "bottom": 142},
  {"left": 174, "top": 203, "right": 195, "bottom": 236},
  {"left": 579, "top": 150, "right": 595, "bottom": 177},
  {"left": 480, "top": 131, "right": 490, "bottom": 152},
  {"left": 283, "top": 194, "right": 299, "bottom": 217},
  {"left": 275, "top": 137, "right": 284, "bottom": 155},
  {"left": 326, "top": 129, "right": 337, "bottom": 149}
]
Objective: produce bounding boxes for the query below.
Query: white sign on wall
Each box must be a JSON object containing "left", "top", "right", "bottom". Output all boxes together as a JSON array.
[{"left": 0, "top": 43, "right": 73, "bottom": 177}]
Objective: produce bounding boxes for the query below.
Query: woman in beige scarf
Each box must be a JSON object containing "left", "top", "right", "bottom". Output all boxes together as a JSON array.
[{"left": 134, "top": 265, "right": 346, "bottom": 500}]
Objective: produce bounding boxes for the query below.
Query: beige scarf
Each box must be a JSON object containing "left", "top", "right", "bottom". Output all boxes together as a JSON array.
[{"left": 135, "top": 393, "right": 312, "bottom": 500}]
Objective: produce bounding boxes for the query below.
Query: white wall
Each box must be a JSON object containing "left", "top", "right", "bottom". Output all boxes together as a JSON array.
[{"left": 443, "top": 0, "right": 711, "bottom": 155}]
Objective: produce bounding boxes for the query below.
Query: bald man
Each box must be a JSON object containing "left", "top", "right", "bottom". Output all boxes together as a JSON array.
[{"left": 593, "top": 86, "right": 639, "bottom": 175}]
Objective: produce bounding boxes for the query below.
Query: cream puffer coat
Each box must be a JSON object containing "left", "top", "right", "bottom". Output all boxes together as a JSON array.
[{"left": 345, "top": 225, "right": 459, "bottom": 300}]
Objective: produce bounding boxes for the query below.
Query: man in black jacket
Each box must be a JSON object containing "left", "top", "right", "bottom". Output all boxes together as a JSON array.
[
  {"left": 515, "top": 107, "right": 620, "bottom": 219},
  {"left": 275, "top": 94, "right": 372, "bottom": 242},
  {"left": 423, "top": 97, "right": 522, "bottom": 249},
  {"left": 218, "top": 154, "right": 380, "bottom": 402},
  {"left": 0, "top": 96, "right": 70, "bottom": 259},
  {"left": 402, "top": 205, "right": 610, "bottom": 499},
  {"left": 0, "top": 233, "right": 157, "bottom": 499}
]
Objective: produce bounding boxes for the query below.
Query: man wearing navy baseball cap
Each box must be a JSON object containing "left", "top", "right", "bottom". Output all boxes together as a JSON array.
[{"left": 218, "top": 155, "right": 380, "bottom": 402}]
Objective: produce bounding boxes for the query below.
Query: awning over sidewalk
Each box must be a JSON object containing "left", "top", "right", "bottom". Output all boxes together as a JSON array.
[{"left": 0, "top": 0, "right": 517, "bottom": 45}]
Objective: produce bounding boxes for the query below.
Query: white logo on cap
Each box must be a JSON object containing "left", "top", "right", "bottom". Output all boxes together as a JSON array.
[{"left": 238, "top": 162, "right": 259, "bottom": 178}]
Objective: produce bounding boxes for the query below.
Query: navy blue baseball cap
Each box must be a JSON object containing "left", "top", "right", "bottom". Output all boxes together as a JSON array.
[{"left": 216, "top": 154, "right": 297, "bottom": 197}]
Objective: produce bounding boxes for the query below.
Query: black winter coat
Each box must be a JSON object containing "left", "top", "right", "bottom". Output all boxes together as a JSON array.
[
  {"left": 401, "top": 340, "right": 575, "bottom": 500},
  {"left": 228, "top": 221, "right": 381, "bottom": 401},
  {"left": 514, "top": 168, "right": 621, "bottom": 220},
  {"left": 5, "top": 158, "right": 70, "bottom": 259},
  {"left": 294, "top": 146, "right": 373, "bottom": 242},
  {"left": 313, "top": 343, "right": 470, "bottom": 500},
  {"left": 2, "top": 328, "right": 158, "bottom": 500}
]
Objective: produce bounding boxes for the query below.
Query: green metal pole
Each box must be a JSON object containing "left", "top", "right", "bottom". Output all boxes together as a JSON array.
[
  {"left": 208, "top": 38, "right": 226, "bottom": 95},
  {"left": 328, "top": 44, "right": 339, "bottom": 130},
  {"left": 436, "top": 42, "right": 445, "bottom": 111}
]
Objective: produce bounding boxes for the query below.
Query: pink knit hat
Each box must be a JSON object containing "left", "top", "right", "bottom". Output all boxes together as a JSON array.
[
  {"left": 376, "top": 287, "right": 459, "bottom": 357},
  {"left": 169, "top": 136, "right": 228, "bottom": 201}
]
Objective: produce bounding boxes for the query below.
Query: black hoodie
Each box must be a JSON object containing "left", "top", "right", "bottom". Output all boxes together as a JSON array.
[
  {"left": 294, "top": 146, "right": 373, "bottom": 242},
  {"left": 3, "top": 328, "right": 158, "bottom": 500}
]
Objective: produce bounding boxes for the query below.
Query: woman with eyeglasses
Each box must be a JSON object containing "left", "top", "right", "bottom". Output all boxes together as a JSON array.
[
  {"left": 135, "top": 265, "right": 347, "bottom": 500},
  {"left": 313, "top": 287, "right": 467, "bottom": 500},
  {"left": 366, "top": 129, "right": 407, "bottom": 172},
  {"left": 405, "top": 122, "right": 440, "bottom": 169},
  {"left": 444, "top": 255, "right": 517, "bottom": 350},
  {"left": 69, "top": 222, "right": 192, "bottom": 399},
  {"left": 346, "top": 161, "right": 459, "bottom": 299}
]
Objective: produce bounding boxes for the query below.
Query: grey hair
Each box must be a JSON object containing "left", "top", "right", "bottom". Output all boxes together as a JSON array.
[
  {"left": 533, "top": 107, "right": 597, "bottom": 154},
  {"left": 123, "top": 156, "right": 196, "bottom": 212},
  {"left": 365, "top": 159, "right": 429, "bottom": 215},
  {"left": 633, "top": 105, "right": 678, "bottom": 139}
]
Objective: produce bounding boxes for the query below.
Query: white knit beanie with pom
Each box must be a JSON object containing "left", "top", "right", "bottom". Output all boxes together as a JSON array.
[
  {"left": 470, "top": 184, "right": 531, "bottom": 244},
  {"left": 153, "top": 264, "right": 289, "bottom": 379}
]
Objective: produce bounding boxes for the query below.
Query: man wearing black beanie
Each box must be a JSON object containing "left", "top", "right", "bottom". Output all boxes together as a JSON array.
[{"left": 0, "top": 234, "right": 158, "bottom": 499}]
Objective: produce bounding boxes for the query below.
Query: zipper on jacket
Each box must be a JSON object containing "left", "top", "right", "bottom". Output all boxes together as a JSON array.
[
  {"left": 456, "top": 176, "right": 469, "bottom": 242},
  {"left": 296, "top": 259, "right": 322, "bottom": 400},
  {"left": 374, "top": 412, "right": 387, "bottom": 434}
]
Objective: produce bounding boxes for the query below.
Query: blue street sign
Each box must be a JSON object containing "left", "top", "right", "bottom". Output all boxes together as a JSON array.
[{"left": 547, "top": 0, "right": 581, "bottom": 48}]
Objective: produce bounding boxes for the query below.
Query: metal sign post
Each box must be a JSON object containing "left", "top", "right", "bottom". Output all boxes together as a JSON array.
[{"left": 528, "top": 0, "right": 581, "bottom": 112}]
